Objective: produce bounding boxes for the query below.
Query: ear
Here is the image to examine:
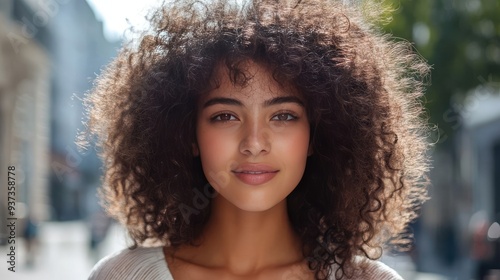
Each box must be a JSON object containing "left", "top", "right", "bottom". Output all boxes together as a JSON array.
[{"left": 192, "top": 143, "right": 199, "bottom": 157}]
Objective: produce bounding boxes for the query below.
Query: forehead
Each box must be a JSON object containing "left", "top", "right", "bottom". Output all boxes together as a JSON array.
[{"left": 200, "top": 60, "right": 301, "bottom": 102}]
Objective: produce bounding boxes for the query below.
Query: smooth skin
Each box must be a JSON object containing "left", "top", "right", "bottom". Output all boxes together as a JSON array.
[{"left": 164, "top": 61, "right": 315, "bottom": 280}]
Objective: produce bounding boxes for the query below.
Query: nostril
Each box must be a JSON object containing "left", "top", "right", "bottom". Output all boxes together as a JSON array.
[{"left": 239, "top": 125, "right": 272, "bottom": 156}]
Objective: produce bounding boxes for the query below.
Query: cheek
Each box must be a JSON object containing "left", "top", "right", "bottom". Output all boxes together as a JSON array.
[
  {"left": 197, "top": 126, "right": 234, "bottom": 168},
  {"left": 277, "top": 124, "right": 310, "bottom": 156},
  {"left": 196, "top": 126, "right": 238, "bottom": 190},
  {"left": 272, "top": 124, "right": 310, "bottom": 181}
]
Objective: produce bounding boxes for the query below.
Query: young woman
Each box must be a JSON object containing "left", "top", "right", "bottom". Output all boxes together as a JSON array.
[{"left": 84, "top": 0, "right": 430, "bottom": 279}]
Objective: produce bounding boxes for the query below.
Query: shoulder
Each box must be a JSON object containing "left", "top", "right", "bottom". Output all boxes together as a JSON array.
[
  {"left": 345, "top": 257, "right": 404, "bottom": 280},
  {"left": 88, "top": 246, "right": 172, "bottom": 280}
]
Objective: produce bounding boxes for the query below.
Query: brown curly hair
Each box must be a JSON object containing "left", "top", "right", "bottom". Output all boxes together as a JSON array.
[{"left": 81, "top": 0, "right": 430, "bottom": 278}]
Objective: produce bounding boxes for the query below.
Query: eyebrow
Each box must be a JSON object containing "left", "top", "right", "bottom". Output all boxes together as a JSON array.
[
  {"left": 264, "top": 96, "right": 305, "bottom": 107},
  {"left": 202, "top": 96, "right": 305, "bottom": 108}
]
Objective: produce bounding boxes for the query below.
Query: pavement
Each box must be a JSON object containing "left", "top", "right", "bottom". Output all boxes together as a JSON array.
[
  {"left": 1, "top": 221, "right": 128, "bottom": 280},
  {"left": 1, "top": 221, "right": 451, "bottom": 280}
]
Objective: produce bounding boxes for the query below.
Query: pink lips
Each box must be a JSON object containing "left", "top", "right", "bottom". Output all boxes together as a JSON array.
[{"left": 232, "top": 164, "right": 279, "bottom": 185}]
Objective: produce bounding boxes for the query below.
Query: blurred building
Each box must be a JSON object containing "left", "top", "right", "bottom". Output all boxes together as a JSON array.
[
  {"left": 458, "top": 90, "right": 500, "bottom": 276},
  {"left": 459, "top": 90, "right": 500, "bottom": 223},
  {"left": 45, "top": 0, "right": 120, "bottom": 221},
  {"left": 415, "top": 88, "right": 500, "bottom": 279},
  {"left": 0, "top": 1, "right": 50, "bottom": 244},
  {"left": 0, "top": 0, "right": 120, "bottom": 243}
]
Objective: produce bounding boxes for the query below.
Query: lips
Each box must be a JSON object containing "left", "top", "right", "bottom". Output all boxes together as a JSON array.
[{"left": 232, "top": 164, "right": 279, "bottom": 185}]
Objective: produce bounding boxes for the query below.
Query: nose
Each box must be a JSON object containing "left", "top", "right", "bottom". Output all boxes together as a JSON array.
[{"left": 239, "top": 119, "right": 271, "bottom": 156}]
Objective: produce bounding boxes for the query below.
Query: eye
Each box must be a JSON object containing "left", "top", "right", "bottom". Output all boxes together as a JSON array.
[
  {"left": 271, "top": 113, "right": 297, "bottom": 121},
  {"left": 211, "top": 113, "right": 238, "bottom": 122}
]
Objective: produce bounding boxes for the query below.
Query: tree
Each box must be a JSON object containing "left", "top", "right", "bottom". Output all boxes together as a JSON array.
[{"left": 382, "top": 0, "right": 500, "bottom": 145}]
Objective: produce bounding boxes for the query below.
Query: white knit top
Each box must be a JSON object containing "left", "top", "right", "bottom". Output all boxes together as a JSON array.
[{"left": 88, "top": 247, "right": 403, "bottom": 280}]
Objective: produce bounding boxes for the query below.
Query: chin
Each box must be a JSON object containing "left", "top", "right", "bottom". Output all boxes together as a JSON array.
[
  {"left": 211, "top": 178, "right": 294, "bottom": 213},
  {"left": 227, "top": 196, "right": 287, "bottom": 212}
]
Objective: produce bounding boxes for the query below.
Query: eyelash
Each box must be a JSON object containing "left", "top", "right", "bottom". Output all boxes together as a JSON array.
[
  {"left": 210, "top": 113, "right": 238, "bottom": 122},
  {"left": 210, "top": 111, "right": 298, "bottom": 123},
  {"left": 271, "top": 112, "right": 298, "bottom": 121}
]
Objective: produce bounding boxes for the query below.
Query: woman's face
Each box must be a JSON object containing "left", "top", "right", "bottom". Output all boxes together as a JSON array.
[{"left": 195, "top": 61, "right": 311, "bottom": 212}]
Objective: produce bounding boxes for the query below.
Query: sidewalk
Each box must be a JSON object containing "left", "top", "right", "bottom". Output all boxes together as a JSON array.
[{"left": 1, "top": 221, "right": 128, "bottom": 280}]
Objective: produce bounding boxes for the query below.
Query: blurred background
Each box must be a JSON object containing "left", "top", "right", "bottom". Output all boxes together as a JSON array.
[{"left": 0, "top": 0, "right": 499, "bottom": 279}]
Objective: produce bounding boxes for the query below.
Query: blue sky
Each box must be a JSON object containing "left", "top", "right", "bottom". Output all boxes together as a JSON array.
[{"left": 86, "top": 0, "right": 162, "bottom": 41}]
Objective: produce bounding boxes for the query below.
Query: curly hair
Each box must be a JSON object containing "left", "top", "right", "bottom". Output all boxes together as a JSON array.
[{"left": 82, "top": 0, "right": 430, "bottom": 278}]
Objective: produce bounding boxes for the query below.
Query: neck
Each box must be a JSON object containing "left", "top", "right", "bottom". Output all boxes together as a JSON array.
[{"left": 177, "top": 195, "right": 304, "bottom": 275}]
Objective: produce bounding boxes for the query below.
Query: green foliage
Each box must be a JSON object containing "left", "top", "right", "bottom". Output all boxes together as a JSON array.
[{"left": 382, "top": 0, "right": 500, "bottom": 144}]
